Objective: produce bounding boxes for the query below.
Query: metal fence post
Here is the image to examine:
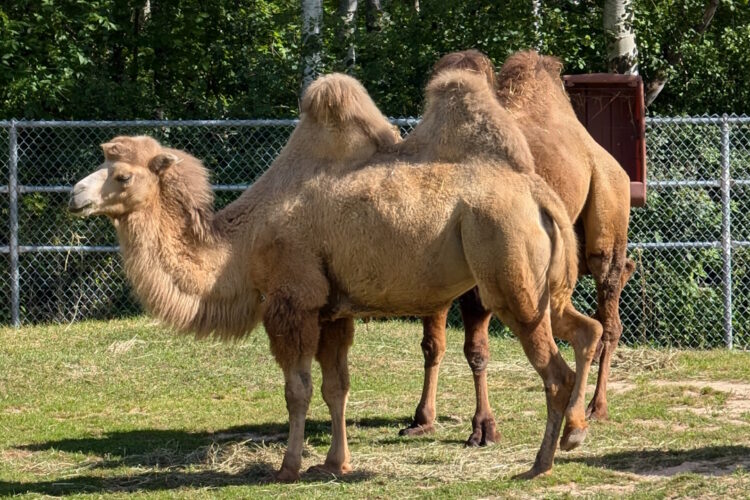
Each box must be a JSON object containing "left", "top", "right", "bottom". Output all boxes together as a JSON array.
[
  {"left": 8, "top": 120, "right": 19, "bottom": 327},
  {"left": 720, "top": 114, "right": 732, "bottom": 349}
]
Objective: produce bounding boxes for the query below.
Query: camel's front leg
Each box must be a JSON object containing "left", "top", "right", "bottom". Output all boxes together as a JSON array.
[
  {"left": 459, "top": 289, "right": 498, "bottom": 447},
  {"left": 551, "top": 304, "right": 603, "bottom": 451},
  {"left": 309, "top": 317, "right": 355, "bottom": 475},
  {"left": 400, "top": 308, "right": 448, "bottom": 437},
  {"left": 264, "top": 293, "right": 321, "bottom": 482}
]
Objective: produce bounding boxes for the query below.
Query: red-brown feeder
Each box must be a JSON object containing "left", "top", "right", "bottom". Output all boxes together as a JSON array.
[{"left": 563, "top": 74, "right": 647, "bottom": 207}]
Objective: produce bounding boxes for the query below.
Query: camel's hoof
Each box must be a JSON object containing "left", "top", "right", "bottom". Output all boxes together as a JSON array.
[
  {"left": 511, "top": 466, "right": 552, "bottom": 480},
  {"left": 465, "top": 420, "right": 500, "bottom": 447},
  {"left": 273, "top": 467, "right": 300, "bottom": 483},
  {"left": 307, "top": 462, "right": 352, "bottom": 476},
  {"left": 560, "top": 426, "right": 587, "bottom": 451},
  {"left": 399, "top": 423, "right": 435, "bottom": 437}
]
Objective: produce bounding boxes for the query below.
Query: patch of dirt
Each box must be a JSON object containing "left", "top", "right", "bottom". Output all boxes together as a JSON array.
[
  {"left": 660, "top": 380, "right": 750, "bottom": 423},
  {"left": 631, "top": 418, "right": 687, "bottom": 432},
  {"left": 541, "top": 481, "right": 640, "bottom": 498},
  {"left": 607, "top": 380, "right": 637, "bottom": 394}
]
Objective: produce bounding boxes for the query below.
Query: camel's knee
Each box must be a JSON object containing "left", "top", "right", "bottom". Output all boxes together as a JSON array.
[
  {"left": 586, "top": 251, "right": 613, "bottom": 283},
  {"left": 601, "top": 314, "right": 623, "bottom": 344},
  {"left": 421, "top": 334, "right": 446, "bottom": 367},
  {"left": 463, "top": 336, "right": 490, "bottom": 373},
  {"left": 575, "top": 315, "right": 604, "bottom": 356},
  {"left": 544, "top": 371, "right": 575, "bottom": 413},
  {"left": 284, "top": 370, "right": 314, "bottom": 413},
  {"left": 321, "top": 376, "right": 349, "bottom": 406},
  {"left": 622, "top": 258, "right": 636, "bottom": 285}
]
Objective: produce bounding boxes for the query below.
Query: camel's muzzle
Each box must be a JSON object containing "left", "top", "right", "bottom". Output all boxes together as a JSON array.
[{"left": 68, "top": 168, "right": 107, "bottom": 216}]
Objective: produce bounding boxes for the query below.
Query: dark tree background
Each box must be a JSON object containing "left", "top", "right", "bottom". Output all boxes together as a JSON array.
[{"left": 1, "top": 0, "right": 748, "bottom": 120}]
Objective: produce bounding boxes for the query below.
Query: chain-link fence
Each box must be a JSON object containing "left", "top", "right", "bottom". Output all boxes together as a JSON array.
[{"left": 1, "top": 116, "right": 748, "bottom": 349}]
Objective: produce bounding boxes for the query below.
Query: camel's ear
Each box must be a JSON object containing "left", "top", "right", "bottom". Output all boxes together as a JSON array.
[
  {"left": 148, "top": 153, "right": 180, "bottom": 174},
  {"left": 101, "top": 141, "right": 129, "bottom": 159}
]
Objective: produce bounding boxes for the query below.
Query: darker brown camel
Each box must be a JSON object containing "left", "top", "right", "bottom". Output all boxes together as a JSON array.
[
  {"left": 401, "top": 50, "right": 634, "bottom": 446},
  {"left": 69, "top": 69, "right": 600, "bottom": 480}
]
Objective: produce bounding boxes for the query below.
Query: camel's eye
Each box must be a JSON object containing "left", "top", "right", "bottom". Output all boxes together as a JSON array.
[{"left": 115, "top": 174, "right": 132, "bottom": 183}]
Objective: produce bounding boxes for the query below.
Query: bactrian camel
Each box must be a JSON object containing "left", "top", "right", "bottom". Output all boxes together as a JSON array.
[
  {"left": 401, "top": 50, "right": 634, "bottom": 446},
  {"left": 69, "top": 69, "right": 601, "bottom": 480}
]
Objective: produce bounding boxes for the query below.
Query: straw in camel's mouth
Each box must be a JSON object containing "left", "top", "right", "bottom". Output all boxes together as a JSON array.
[{"left": 68, "top": 200, "right": 93, "bottom": 215}]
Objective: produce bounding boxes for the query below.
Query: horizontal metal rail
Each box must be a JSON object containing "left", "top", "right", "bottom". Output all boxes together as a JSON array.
[
  {"left": 0, "top": 116, "right": 748, "bottom": 129},
  {"left": 4, "top": 241, "right": 750, "bottom": 254}
]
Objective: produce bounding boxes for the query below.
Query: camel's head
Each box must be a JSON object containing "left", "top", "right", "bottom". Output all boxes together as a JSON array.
[{"left": 68, "top": 136, "right": 175, "bottom": 218}]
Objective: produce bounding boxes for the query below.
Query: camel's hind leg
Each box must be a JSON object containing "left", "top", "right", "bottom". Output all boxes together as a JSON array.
[
  {"left": 551, "top": 303, "right": 603, "bottom": 451},
  {"left": 459, "top": 289, "right": 498, "bottom": 447},
  {"left": 400, "top": 309, "right": 448, "bottom": 437},
  {"left": 309, "top": 318, "right": 355, "bottom": 475},
  {"left": 505, "top": 309, "right": 575, "bottom": 479},
  {"left": 587, "top": 254, "right": 634, "bottom": 420},
  {"left": 581, "top": 164, "right": 634, "bottom": 421}
]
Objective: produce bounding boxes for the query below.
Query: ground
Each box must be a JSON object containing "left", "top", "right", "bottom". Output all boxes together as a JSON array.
[{"left": 0, "top": 318, "right": 749, "bottom": 498}]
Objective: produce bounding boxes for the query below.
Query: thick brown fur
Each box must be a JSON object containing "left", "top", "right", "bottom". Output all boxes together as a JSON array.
[
  {"left": 70, "top": 70, "right": 588, "bottom": 481},
  {"left": 405, "top": 49, "right": 632, "bottom": 447}
]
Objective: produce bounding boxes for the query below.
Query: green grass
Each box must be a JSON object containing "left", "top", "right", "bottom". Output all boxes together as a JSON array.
[{"left": 1, "top": 318, "right": 750, "bottom": 498}]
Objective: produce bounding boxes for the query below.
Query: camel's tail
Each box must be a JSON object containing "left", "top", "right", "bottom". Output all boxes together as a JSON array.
[
  {"left": 529, "top": 175, "right": 578, "bottom": 313},
  {"left": 300, "top": 73, "right": 400, "bottom": 149}
]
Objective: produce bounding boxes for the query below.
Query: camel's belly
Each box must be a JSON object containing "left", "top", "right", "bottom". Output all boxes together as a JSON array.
[{"left": 323, "top": 209, "right": 476, "bottom": 317}]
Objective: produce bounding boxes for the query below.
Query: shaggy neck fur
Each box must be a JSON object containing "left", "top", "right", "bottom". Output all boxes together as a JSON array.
[{"left": 115, "top": 168, "right": 261, "bottom": 340}]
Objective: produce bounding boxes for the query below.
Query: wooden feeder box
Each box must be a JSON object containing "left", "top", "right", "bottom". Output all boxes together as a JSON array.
[{"left": 563, "top": 73, "right": 647, "bottom": 206}]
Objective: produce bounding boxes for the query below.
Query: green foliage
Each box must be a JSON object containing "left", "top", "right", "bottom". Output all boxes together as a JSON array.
[{"left": 1, "top": 0, "right": 748, "bottom": 119}]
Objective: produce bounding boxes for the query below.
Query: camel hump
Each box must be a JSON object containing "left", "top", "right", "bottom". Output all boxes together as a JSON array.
[
  {"left": 301, "top": 73, "right": 400, "bottom": 149},
  {"left": 431, "top": 49, "right": 498, "bottom": 90},
  {"left": 425, "top": 68, "right": 493, "bottom": 101},
  {"left": 500, "top": 50, "right": 563, "bottom": 81}
]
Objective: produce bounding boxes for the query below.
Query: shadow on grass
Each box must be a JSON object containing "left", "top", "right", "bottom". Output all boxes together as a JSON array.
[
  {"left": 559, "top": 444, "right": 750, "bottom": 476},
  {"left": 4, "top": 416, "right": 423, "bottom": 495},
  {"left": 0, "top": 466, "right": 376, "bottom": 496}
]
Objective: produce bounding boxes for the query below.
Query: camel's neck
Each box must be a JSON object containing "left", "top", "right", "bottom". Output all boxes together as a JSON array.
[{"left": 115, "top": 202, "right": 261, "bottom": 339}]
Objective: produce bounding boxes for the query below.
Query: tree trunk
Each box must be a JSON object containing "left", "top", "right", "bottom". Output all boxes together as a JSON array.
[
  {"left": 365, "top": 0, "right": 385, "bottom": 32},
  {"left": 340, "top": 0, "right": 358, "bottom": 71},
  {"left": 603, "top": 0, "right": 638, "bottom": 75},
  {"left": 301, "top": 0, "right": 324, "bottom": 92},
  {"left": 532, "top": 0, "right": 542, "bottom": 51}
]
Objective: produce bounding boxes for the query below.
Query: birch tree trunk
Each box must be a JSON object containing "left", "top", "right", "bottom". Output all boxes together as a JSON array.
[
  {"left": 603, "top": 0, "right": 638, "bottom": 74},
  {"left": 365, "top": 0, "right": 385, "bottom": 32},
  {"left": 301, "top": 0, "right": 323, "bottom": 92},
  {"left": 532, "top": 0, "right": 542, "bottom": 51},
  {"left": 340, "top": 0, "right": 358, "bottom": 71}
]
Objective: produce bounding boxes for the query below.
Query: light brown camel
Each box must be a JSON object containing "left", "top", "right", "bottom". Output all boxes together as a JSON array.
[
  {"left": 68, "top": 70, "right": 601, "bottom": 480},
  {"left": 402, "top": 49, "right": 634, "bottom": 446}
]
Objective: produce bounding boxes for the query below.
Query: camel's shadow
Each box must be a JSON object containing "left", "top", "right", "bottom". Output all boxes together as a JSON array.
[
  {"left": 558, "top": 445, "right": 750, "bottom": 477},
  {"left": 3, "top": 418, "right": 406, "bottom": 496}
]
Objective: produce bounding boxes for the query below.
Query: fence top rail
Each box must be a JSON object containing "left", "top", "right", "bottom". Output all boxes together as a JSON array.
[
  {"left": 0, "top": 117, "right": 424, "bottom": 128},
  {"left": 648, "top": 115, "right": 750, "bottom": 125},
  {"left": 0, "top": 119, "right": 302, "bottom": 128},
  {"left": 0, "top": 116, "right": 747, "bottom": 129}
]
